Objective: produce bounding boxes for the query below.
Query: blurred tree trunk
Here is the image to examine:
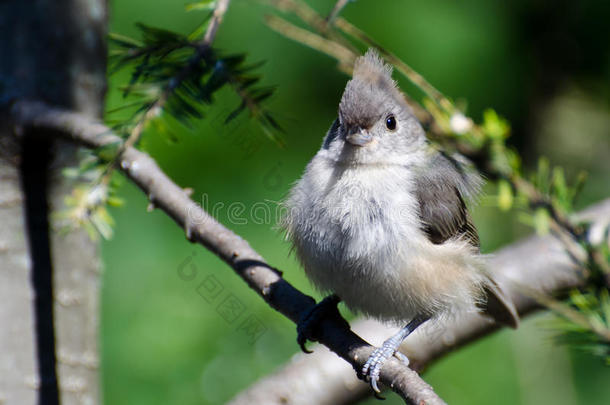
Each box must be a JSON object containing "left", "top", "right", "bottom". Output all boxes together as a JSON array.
[{"left": 0, "top": 1, "right": 107, "bottom": 404}]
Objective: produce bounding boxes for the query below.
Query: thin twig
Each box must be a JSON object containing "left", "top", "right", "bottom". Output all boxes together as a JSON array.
[
  {"left": 11, "top": 99, "right": 447, "bottom": 405},
  {"left": 265, "top": 14, "right": 356, "bottom": 71},
  {"left": 203, "top": 0, "right": 232, "bottom": 45},
  {"left": 327, "top": 0, "right": 351, "bottom": 23}
]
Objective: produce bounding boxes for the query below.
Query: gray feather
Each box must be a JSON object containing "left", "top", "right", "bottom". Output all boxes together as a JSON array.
[
  {"left": 414, "top": 151, "right": 519, "bottom": 328},
  {"left": 322, "top": 118, "right": 340, "bottom": 150},
  {"left": 414, "top": 152, "right": 480, "bottom": 247},
  {"left": 482, "top": 277, "right": 520, "bottom": 328}
]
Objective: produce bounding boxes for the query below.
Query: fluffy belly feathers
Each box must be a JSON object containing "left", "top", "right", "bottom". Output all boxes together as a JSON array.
[{"left": 284, "top": 158, "right": 486, "bottom": 322}]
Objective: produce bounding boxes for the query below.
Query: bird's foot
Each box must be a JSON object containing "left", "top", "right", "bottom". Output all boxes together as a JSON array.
[
  {"left": 361, "top": 316, "right": 429, "bottom": 394},
  {"left": 296, "top": 294, "right": 341, "bottom": 353},
  {"left": 362, "top": 338, "right": 408, "bottom": 394}
]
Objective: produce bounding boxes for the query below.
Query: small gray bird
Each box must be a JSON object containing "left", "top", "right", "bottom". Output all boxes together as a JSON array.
[{"left": 282, "top": 49, "right": 518, "bottom": 392}]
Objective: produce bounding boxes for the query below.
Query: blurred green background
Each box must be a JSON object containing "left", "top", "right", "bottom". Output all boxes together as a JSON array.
[{"left": 102, "top": 0, "right": 610, "bottom": 404}]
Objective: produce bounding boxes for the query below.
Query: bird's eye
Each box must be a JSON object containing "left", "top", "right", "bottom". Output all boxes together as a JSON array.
[{"left": 385, "top": 115, "right": 397, "bottom": 131}]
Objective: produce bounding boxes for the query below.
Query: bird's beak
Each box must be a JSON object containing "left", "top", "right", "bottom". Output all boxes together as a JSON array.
[{"left": 346, "top": 131, "right": 372, "bottom": 146}]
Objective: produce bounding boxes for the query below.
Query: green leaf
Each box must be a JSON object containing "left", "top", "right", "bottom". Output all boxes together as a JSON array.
[
  {"left": 536, "top": 157, "right": 551, "bottom": 194},
  {"left": 533, "top": 207, "right": 551, "bottom": 235},
  {"left": 108, "top": 32, "right": 144, "bottom": 48},
  {"left": 91, "top": 209, "right": 114, "bottom": 240},
  {"left": 482, "top": 109, "right": 510, "bottom": 140},
  {"left": 185, "top": 0, "right": 216, "bottom": 12},
  {"left": 225, "top": 101, "right": 246, "bottom": 124},
  {"left": 551, "top": 166, "right": 569, "bottom": 209},
  {"left": 252, "top": 87, "right": 275, "bottom": 103},
  {"left": 150, "top": 116, "right": 179, "bottom": 143},
  {"left": 135, "top": 23, "right": 187, "bottom": 45},
  {"left": 83, "top": 221, "right": 100, "bottom": 241},
  {"left": 187, "top": 18, "right": 211, "bottom": 41},
  {"left": 107, "top": 196, "right": 124, "bottom": 207},
  {"left": 498, "top": 179, "right": 513, "bottom": 211},
  {"left": 505, "top": 148, "right": 522, "bottom": 172},
  {"left": 108, "top": 21, "right": 281, "bottom": 148},
  {"left": 571, "top": 171, "right": 588, "bottom": 205},
  {"left": 95, "top": 141, "right": 122, "bottom": 162}
]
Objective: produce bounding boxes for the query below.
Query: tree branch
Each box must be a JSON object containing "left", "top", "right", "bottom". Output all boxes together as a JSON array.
[
  {"left": 228, "top": 200, "right": 610, "bottom": 405},
  {"left": 9, "top": 100, "right": 446, "bottom": 405}
]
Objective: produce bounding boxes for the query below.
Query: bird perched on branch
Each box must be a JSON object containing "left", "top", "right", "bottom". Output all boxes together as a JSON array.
[{"left": 282, "top": 49, "right": 519, "bottom": 393}]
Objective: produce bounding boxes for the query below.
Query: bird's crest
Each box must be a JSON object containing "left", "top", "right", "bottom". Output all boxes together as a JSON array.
[
  {"left": 339, "top": 49, "right": 403, "bottom": 128},
  {"left": 352, "top": 49, "right": 397, "bottom": 93}
]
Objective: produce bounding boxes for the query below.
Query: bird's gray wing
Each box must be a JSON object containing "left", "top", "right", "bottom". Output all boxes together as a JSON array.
[
  {"left": 414, "top": 173, "right": 479, "bottom": 247},
  {"left": 414, "top": 153, "right": 519, "bottom": 328}
]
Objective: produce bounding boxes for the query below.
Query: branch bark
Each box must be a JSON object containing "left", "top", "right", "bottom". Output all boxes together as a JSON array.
[
  {"left": 229, "top": 199, "right": 610, "bottom": 404},
  {"left": 10, "top": 100, "right": 447, "bottom": 405},
  {"left": 0, "top": 141, "right": 38, "bottom": 405}
]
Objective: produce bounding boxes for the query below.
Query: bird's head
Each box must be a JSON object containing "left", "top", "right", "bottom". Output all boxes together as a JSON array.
[{"left": 322, "top": 49, "right": 427, "bottom": 166}]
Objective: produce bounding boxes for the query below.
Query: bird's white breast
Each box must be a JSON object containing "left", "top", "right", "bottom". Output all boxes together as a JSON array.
[{"left": 284, "top": 151, "right": 487, "bottom": 323}]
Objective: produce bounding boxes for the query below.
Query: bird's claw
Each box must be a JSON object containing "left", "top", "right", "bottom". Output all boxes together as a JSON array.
[
  {"left": 362, "top": 341, "right": 409, "bottom": 394},
  {"left": 394, "top": 350, "right": 410, "bottom": 366},
  {"left": 296, "top": 322, "right": 313, "bottom": 353},
  {"left": 296, "top": 295, "right": 341, "bottom": 354}
]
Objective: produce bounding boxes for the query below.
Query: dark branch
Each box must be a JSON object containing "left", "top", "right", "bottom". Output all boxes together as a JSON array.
[{"left": 10, "top": 100, "right": 447, "bottom": 405}]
